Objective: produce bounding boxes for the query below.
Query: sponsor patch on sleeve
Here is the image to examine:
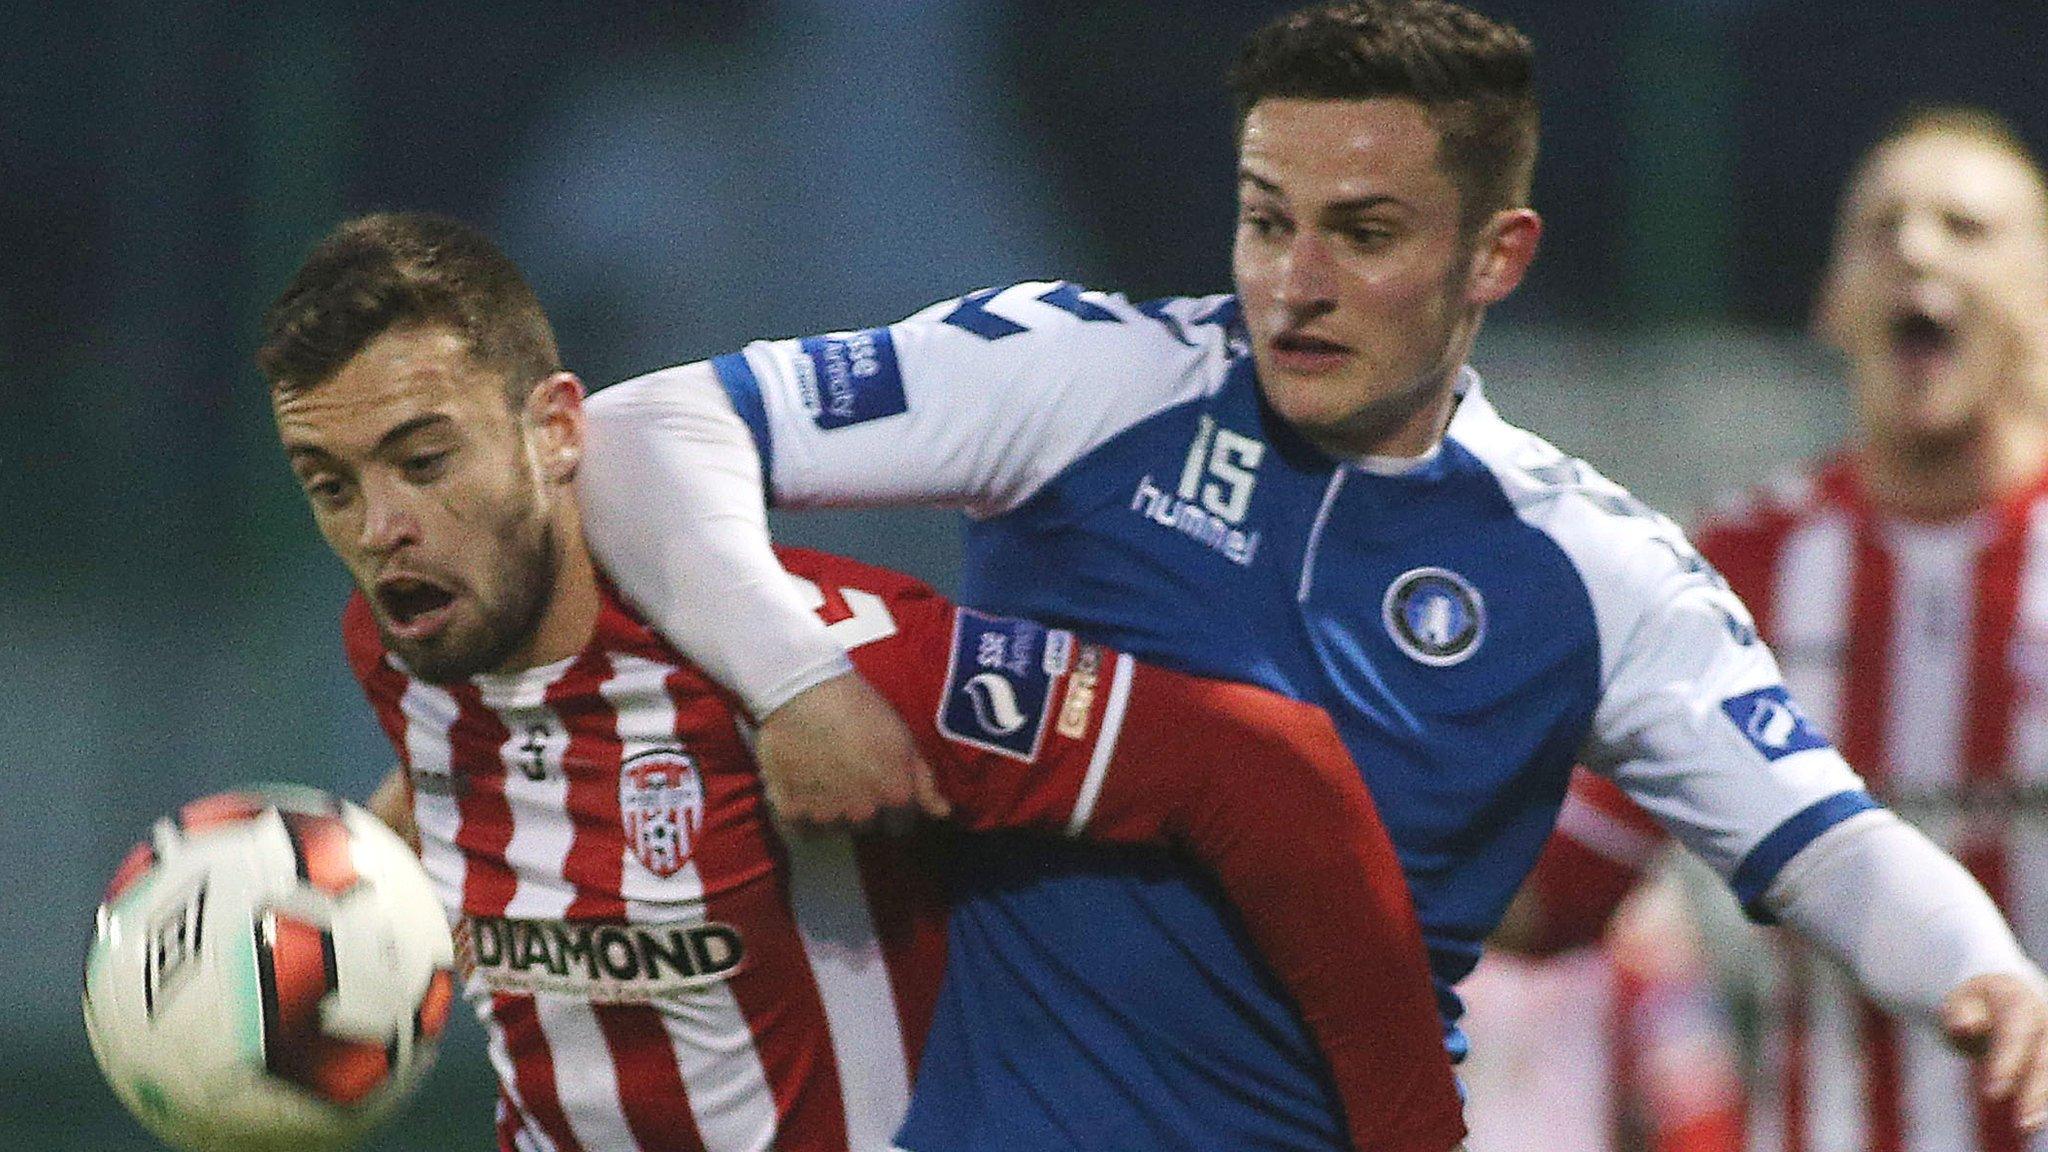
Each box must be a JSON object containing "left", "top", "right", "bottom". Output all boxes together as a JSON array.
[
  {"left": 1721, "top": 685, "right": 1831, "bottom": 761},
  {"left": 792, "top": 327, "right": 906, "bottom": 430},
  {"left": 938, "top": 608, "right": 1060, "bottom": 762}
]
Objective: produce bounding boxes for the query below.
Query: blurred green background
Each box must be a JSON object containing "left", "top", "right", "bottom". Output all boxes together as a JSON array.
[{"left": 8, "top": 0, "right": 2048, "bottom": 1145}]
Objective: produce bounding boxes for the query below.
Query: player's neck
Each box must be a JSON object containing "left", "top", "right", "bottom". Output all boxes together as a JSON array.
[
  {"left": 495, "top": 535, "right": 603, "bottom": 674},
  {"left": 1300, "top": 371, "right": 1461, "bottom": 462},
  {"left": 1858, "top": 414, "right": 2048, "bottom": 521}
]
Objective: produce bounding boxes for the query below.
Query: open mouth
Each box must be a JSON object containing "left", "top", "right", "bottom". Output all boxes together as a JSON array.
[
  {"left": 375, "top": 575, "right": 457, "bottom": 638},
  {"left": 1269, "top": 332, "right": 1353, "bottom": 373},
  {"left": 1275, "top": 332, "right": 1351, "bottom": 355},
  {"left": 1890, "top": 310, "right": 1956, "bottom": 365}
]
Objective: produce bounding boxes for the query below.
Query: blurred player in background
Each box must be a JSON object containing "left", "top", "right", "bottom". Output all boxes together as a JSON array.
[
  {"left": 575, "top": 3, "right": 2048, "bottom": 1148},
  {"left": 1507, "top": 105, "right": 2048, "bottom": 1151},
  {"left": 1461, "top": 767, "right": 1746, "bottom": 1152},
  {"left": 257, "top": 212, "right": 1463, "bottom": 1152}
]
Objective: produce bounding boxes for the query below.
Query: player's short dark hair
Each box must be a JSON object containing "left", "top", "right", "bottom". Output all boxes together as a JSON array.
[
  {"left": 257, "top": 212, "right": 561, "bottom": 405},
  {"left": 1228, "top": 0, "right": 1538, "bottom": 232}
]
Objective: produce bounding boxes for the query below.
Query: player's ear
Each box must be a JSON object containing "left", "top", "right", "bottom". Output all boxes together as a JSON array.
[
  {"left": 523, "top": 372, "right": 588, "bottom": 484},
  {"left": 1464, "top": 208, "right": 1542, "bottom": 307}
]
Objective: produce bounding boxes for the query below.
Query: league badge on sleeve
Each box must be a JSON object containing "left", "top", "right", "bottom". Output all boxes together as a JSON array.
[
  {"left": 793, "top": 327, "right": 906, "bottom": 430},
  {"left": 1721, "top": 686, "right": 1831, "bottom": 761},
  {"left": 938, "top": 608, "right": 1060, "bottom": 762},
  {"left": 1383, "top": 567, "right": 1486, "bottom": 667}
]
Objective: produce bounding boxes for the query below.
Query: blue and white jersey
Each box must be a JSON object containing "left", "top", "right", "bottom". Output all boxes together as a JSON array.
[{"left": 708, "top": 281, "right": 1874, "bottom": 1151}]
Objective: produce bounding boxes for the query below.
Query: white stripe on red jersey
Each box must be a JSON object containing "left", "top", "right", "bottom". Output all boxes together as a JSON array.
[
  {"left": 1696, "top": 456, "right": 2048, "bottom": 1152},
  {"left": 343, "top": 547, "right": 1463, "bottom": 1152},
  {"left": 353, "top": 578, "right": 914, "bottom": 1151}
]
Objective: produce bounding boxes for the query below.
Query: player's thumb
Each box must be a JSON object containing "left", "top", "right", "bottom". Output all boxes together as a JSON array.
[{"left": 910, "top": 757, "right": 952, "bottom": 820}]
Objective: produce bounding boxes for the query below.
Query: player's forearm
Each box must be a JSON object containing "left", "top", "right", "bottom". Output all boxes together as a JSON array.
[
  {"left": 1086, "top": 670, "right": 1466, "bottom": 1152},
  {"left": 581, "top": 366, "right": 849, "bottom": 718},
  {"left": 1764, "top": 809, "right": 2046, "bottom": 1016}
]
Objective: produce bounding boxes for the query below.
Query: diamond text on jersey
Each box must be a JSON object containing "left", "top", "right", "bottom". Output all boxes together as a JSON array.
[{"left": 464, "top": 916, "right": 745, "bottom": 1001}]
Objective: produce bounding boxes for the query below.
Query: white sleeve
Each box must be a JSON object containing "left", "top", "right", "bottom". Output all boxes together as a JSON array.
[
  {"left": 579, "top": 283, "right": 1234, "bottom": 714},
  {"left": 580, "top": 364, "right": 850, "bottom": 719},
  {"left": 1570, "top": 504, "right": 1874, "bottom": 905},
  {"left": 711, "top": 282, "right": 1235, "bottom": 516},
  {"left": 1762, "top": 809, "right": 2046, "bottom": 1018}
]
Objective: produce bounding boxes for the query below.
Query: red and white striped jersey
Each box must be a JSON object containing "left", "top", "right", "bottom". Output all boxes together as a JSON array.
[
  {"left": 343, "top": 547, "right": 1461, "bottom": 1152},
  {"left": 1465, "top": 770, "right": 1744, "bottom": 1152},
  {"left": 1536, "top": 456, "right": 2048, "bottom": 1152},
  {"left": 1699, "top": 456, "right": 2048, "bottom": 1152}
]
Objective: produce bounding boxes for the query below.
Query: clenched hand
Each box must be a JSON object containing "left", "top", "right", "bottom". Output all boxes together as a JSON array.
[{"left": 754, "top": 671, "right": 950, "bottom": 834}]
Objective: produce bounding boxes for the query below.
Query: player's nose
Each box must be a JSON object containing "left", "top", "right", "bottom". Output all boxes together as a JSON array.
[
  {"left": 1893, "top": 211, "right": 1947, "bottom": 271},
  {"left": 357, "top": 484, "right": 423, "bottom": 555},
  {"left": 1276, "top": 232, "right": 1339, "bottom": 310}
]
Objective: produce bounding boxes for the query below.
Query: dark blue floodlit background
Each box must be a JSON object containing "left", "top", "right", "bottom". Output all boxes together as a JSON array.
[{"left": 7, "top": 2, "right": 2047, "bottom": 1145}]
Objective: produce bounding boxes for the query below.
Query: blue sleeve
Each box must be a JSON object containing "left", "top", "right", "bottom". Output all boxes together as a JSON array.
[{"left": 711, "top": 351, "right": 776, "bottom": 506}]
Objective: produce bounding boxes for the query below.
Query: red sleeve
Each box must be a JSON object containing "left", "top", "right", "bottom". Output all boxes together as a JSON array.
[
  {"left": 777, "top": 548, "right": 1465, "bottom": 1152},
  {"left": 1515, "top": 768, "right": 1671, "bottom": 956}
]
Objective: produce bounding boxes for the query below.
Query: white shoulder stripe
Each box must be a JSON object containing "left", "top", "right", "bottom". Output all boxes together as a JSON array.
[{"left": 1067, "top": 653, "right": 1136, "bottom": 836}]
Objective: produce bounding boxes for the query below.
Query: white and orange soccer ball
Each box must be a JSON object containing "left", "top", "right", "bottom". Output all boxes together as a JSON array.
[{"left": 83, "top": 784, "right": 456, "bottom": 1152}]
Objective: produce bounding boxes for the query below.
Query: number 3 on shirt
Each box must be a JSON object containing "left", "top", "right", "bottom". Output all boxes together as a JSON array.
[{"left": 788, "top": 575, "right": 898, "bottom": 652}]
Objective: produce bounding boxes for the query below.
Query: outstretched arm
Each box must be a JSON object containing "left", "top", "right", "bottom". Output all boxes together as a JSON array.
[
  {"left": 1585, "top": 527, "right": 2048, "bottom": 1135},
  {"left": 1760, "top": 811, "right": 2048, "bottom": 1131},
  {"left": 582, "top": 290, "right": 1235, "bottom": 834}
]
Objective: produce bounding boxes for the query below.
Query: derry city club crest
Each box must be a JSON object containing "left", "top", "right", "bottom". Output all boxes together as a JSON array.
[{"left": 621, "top": 749, "right": 705, "bottom": 878}]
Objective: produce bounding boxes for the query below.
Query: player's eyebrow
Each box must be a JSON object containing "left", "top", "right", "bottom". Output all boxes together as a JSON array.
[
  {"left": 1238, "top": 170, "right": 1403, "bottom": 215},
  {"left": 371, "top": 412, "right": 457, "bottom": 453},
  {"left": 282, "top": 412, "right": 455, "bottom": 464}
]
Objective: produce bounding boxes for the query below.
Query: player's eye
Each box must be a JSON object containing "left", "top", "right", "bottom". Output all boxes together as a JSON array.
[
  {"left": 401, "top": 450, "right": 452, "bottom": 484},
  {"left": 1341, "top": 223, "right": 1397, "bottom": 251},
  {"left": 1240, "top": 208, "right": 1288, "bottom": 240},
  {"left": 1943, "top": 211, "right": 1988, "bottom": 242},
  {"left": 302, "top": 474, "right": 354, "bottom": 510}
]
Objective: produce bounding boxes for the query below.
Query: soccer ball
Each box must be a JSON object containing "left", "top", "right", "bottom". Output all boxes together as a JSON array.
[{"left": 83, "top": 784, "right": 456, "bottom": 1152}]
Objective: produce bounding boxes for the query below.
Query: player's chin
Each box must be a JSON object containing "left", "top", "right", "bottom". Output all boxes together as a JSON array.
[
  {"left": 1889, "top": 391, "right": 1988, "bottom": 454},
  {"left": 1259, "top": 369, "right": 1360, "bottom": 429},
  {"left": 382, "top": 613, "right": 499, "bottom": 684}
]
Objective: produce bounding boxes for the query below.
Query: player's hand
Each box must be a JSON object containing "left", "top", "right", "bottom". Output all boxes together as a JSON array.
[
  {"left": 366, "top": 766, "right": 420, "bottom": 853},
  {"left": 1940, "top": 970, "right": 2048, "bottom": 1132},
  {"left": 754, "top": 671, "right": 950, "bottom": 835}
]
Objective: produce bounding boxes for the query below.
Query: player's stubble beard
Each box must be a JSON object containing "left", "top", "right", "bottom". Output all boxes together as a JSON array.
[{"left": 378, "top": 484, "right": 561, "bottom": 685}]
